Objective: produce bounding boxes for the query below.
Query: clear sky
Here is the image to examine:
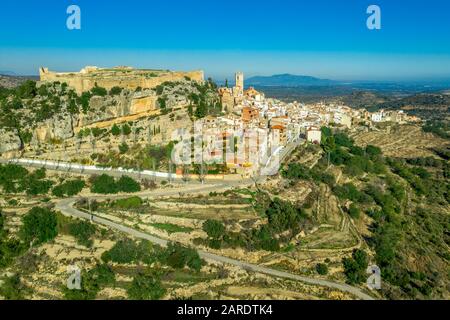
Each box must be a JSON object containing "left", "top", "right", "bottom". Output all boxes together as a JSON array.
[{"left": 1, "top": 0, "right": 450, "bottom": 81}]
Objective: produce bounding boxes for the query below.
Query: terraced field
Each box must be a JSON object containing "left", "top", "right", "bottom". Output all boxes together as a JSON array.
[{"left": 351, "top": 124, "right": 448, "bottom": 158}]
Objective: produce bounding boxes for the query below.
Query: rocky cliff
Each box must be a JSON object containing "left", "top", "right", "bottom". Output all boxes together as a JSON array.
[{"left": 0, "top": 128, "right": 22, "bottom": 156}]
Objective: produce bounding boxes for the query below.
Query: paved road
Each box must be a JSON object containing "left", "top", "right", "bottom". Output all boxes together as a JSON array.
[
  {"left": 6, "top": 155, "right": 375, "bottom": 300},
  {"left": 1, "top": 158, "right": 178, "bottom": 181}
]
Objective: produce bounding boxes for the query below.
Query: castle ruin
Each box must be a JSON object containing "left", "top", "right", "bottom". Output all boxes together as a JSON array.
[{"left": 39, "top": 66, "right": 204, "bottom": 94}]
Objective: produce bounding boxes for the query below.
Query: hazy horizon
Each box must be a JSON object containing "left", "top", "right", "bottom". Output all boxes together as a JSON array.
[{"left": 1, "top": 0, "right": 450, "bottom": 83}]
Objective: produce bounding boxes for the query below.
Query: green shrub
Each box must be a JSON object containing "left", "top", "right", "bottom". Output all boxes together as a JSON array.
[
  {"left": 342, "top": 249, "right": 368, "bottom": 284},
  {"left": 253, "top": 225, "right": 280, "bottom": 251},
  {"left": 101, "top": 239, "right": 140, "bottom": 264},
  {"left": 109, "top": 86, "right": 122, "bottom": 96},
  {"left": 117, "top": 176, "right": 141, "bottom": 193},
  {"left": 121, "top": 124, "right": 131, "bottom": 135},
  {"left": 20, "top": 207, "right": 58, "bottom": 246},
  {"left": 265, "top": 198, "right": 308, "bottom": 233},
  {"left": 111, "top": 124, "right": 121, "bottom": 136},
  {"left": 52, "top": 179, "right": 85, "bottom": 197},
  {"left": 282, "top": 163, "right": 310, "bottom": 180},
  {"left": 127, "top": 273, "right": 166, "bottom": 300},
  {"left": 25, "top": 178, "right": 53, "bottom": 196},
  {"left": 0, "top": 274, "right": 29, "bottom": 300},
  {"left": 90, "top": 263, "right": 115, "bottom": 287},
  {"left": 112, "top": 196, "right": 143, "bottom": 209},
  {"left": 348, "top": 204, "right": 360, "bottom": 219},
  {"left": 365, "top": 145, "right": 382, "bottom": 159},
  {"left": 150, "top": 223, "right": 193, "bottom": 234},
  {"left": 90, "top": 174, "right": 118, "bottom": 194},
  {"left": 119, "top": 142, "right": 129, "bottom": 154},
  {"left": 202, "top": 220, "right": 225, "bottom": 240},
  {"left": 90, "top": 85, "right": 107, "bottom": 97},
  {"left": 316, "top": 263, "right": 329, "bottom": 275},
  {"left": 164, "top": 242, "right": 204, "bottom": 272},
  {"left": 16, "top": 80, "right": 37, "bottom": 99},
  {"left": 64, "top": 264, "right": 115, "bottom": 300},
  {"left": 333, "top": 183, "right": 362, "bottom": 202},
  {"left": 69, "top": 220, "right": 96, "bottom": 247}
]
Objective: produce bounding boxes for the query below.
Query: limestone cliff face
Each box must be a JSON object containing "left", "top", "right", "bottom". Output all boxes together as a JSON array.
[
  {"left": 78, "top": 91, "right": 157, "bottom": 127},
  {"left": 130, "top": 95, "right": 157, "bottom": 114},
  {"left": 0, "top": 77, "right": 217, "bottom": 156},
  {"left": 0, "top": 128, "right": 22, "bottom": 155}
]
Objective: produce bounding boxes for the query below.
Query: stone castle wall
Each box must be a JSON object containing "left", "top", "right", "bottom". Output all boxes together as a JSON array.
[{"left": 39, "top": 67, "right": 204, "bottom": 94}]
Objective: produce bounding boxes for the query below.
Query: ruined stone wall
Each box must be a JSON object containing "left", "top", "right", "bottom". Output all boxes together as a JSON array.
[{"left": 40, "top": 69, "right": 85, "bottom": 93}]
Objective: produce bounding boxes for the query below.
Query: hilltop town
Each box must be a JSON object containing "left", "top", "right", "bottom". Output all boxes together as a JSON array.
[{"left": 1, "top": 66, "right": 422, "bottom": 177}]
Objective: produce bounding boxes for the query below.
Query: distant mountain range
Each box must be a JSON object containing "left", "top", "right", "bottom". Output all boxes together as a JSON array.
[
  {"left": 245, "top": 73, "right": 450, "bottom": 92},
  {"left": 246, "top": 74, "right": 336, "bottom": 87}
]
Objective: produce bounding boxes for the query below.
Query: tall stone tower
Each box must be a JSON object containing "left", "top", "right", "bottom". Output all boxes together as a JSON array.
[{"left": 234, "top": 72, "right": 244, "bottom": 96}]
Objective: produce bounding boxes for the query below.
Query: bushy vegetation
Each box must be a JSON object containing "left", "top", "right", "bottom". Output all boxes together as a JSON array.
[
  {"left": 320, "top": 128, "right": 386, "bottom": 177},
  {"left": 150, "top": 223, "right": 193, "bottom": 234},
  {"left": 198, "top": 196, "right": 311, "bottom": 252},
  {"left": 282, "top": 162, "right": 335, "bottom": 187},
  {"left": 0, "top": 209, "right": 26, "bottom": 269},
  {"left": 342, "top": 249, "right": 369, "bottom": 284},
  {"left": 90, "top": 85, "right": 108, "bottom": 97},
  {"left": 202, "top": 220, "right": 226, "bottom": 240},
  {"left": 0, "top": 165, "right": 53, "bottom": 196},
  {"left": 20, "top": 207, "right": 58, "bottom": 246},
  {"left": 282, "top": 126, "right": 449, "bottom": 298},
  {"left": 101, "top": 239, "right": 156, "bottom": 264},
  {"left": 121, "top": 123, "right": 131, "bottom": 136},
  {"left": 347, "top": 203, "right": 360, "bottom": 219},
  {"left": 63, "top": 263, "right": 115, "bottom": 300},
  {"left": 422, "top": 120, "right": 450, "bottom": 140},
  {"left": 111, "top": 196, "right": 143, "bottom": 209},
  {"left": 52, "top": 179, "right": 85, "bottom": 197},
  {"left": 117, "top": 175, "right": 141, "bottom": 193},
  {"left": 316, "top": 263, "right": 329, "bottom": 275},
  {"left": 164, "top": 242, "right": 204, "bottom": 272},
  {"left": 127, "top": 272, "right": 166, "bottom": 300},
  {"left": 188, "top": 80, "right": 221, "bottom": 119},
  {"left": 111, "top": 124, "right": 121, "bottom": 136},
  {"left": 265, "top": 197, "right": 310, "bottom": 233},
  {"left": 318, "top": 128, "right": 449, "bottom": 298},
  {"left": 0, "top": 81, "right": 100, "bottom": 133},
  {"left": 118, "top": 142, "right": 129, "bottom": 154},
  {"left": 0, "top": 274, "right": 30, "bottom": 300},
  {"left": 68, "top": 220, "right": 96, "bottom": 247},
  {"left": 101, "top": 239, "right": 204, "bottom": 272},
  {"left": 109, "top": 86, "right": 122, "bottom": 96},
  {"left": 387, "top": 157, "right": 448, "bottom": 204},
  {"left": 90, "top": 174, "right": 118, "bottom": 194},
  {"left": 94, "top": 143, "right": 175, "bottom": 171}
]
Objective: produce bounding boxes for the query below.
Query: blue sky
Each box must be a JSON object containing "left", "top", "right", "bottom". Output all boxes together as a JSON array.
[{"left": 1, "top": 0, "right": 450, "bottom": 81}]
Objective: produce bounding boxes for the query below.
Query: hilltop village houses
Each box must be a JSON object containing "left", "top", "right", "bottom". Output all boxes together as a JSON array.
[{"left": 207, "top": 72, "right": 421, "bottom": 176}]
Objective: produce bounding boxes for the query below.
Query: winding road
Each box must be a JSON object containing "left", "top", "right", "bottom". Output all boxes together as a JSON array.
[{"left": 7, "top": 158, "right": 375, "bottom": 300}]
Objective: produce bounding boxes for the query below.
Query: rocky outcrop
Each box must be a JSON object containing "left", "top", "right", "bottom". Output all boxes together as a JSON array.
[
  {"left": 130, "top": 94, "right": 157, "bottom": 114},
  {"left": 79, "top": 91, "right": 158, "bottom": 127},
  {"left": 0, "top": 128, "right": 22, "bottom": 154},
  {"left": 31, "top": 112, "right": 74, "bottom": 144}
]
